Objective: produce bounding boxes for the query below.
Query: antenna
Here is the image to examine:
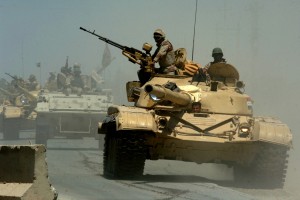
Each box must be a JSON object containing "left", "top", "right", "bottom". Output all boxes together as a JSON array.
[
  {"left": 192, "top": 0, "right": 198, "bottom": 61},
  {"left": 22, "top": 39, "right": 24, "bottom": 78}
]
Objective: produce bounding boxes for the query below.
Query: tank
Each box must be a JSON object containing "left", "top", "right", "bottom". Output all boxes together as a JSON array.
[
  {"left": 99, "top": 62, "right": 292, "bottom": 188},
  {"left": 35, "top": 82, "right": 113, "bottom": 148},
  {"left": 0, "top": 84, "right": 38, "bottom": 140}
]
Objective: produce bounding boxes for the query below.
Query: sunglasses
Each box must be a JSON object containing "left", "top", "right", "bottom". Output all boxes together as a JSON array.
[{"left": 153, "top": 35, "right": 162, "bottom": 39}]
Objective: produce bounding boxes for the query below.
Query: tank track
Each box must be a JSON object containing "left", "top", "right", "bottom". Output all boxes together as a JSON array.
[
  {"left": 103, "top": 130, "right": 147, "bottom": 179},
  {"left": 234, "top": 143, "right": 289, "bottom": 188}
]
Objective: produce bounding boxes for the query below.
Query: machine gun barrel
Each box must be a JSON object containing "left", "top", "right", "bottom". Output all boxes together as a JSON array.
[
  {"left": 5, "top": 73, "right": 16, "bottom": 80},
  {"left": 144, "top": 84, "right": 192, "bottom": 106},
  {"left": 80, "top": 27, "right": 125, "bottom": 50},
  {"left": 5, "top": 73, "right": 26, "bottom": 86},
  {"left": 79, "top": 27, "right": 152, "bottom": 67},
  {"left": 80, "top": 26, "right": 155, "bottom": 84}
]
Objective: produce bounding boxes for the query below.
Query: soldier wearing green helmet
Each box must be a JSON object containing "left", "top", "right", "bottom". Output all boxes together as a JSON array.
[
  {"left": 192, "top": 47, "right": 227, "bottom": 82},
  {"left": 211, "top": 47, "right": 225, "bottom": 63},
  {"left": 199, "top": 47, "right": 227, "bottom": 81}
]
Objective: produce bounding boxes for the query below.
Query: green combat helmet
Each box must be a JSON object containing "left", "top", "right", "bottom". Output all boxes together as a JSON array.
[{"left": 212, "top": 47, "right": 223, "bottom": 56}]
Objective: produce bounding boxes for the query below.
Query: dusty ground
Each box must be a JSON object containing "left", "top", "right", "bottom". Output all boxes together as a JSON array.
[{"left": 1, "top": 131, "right": 298, "bottom": 200}]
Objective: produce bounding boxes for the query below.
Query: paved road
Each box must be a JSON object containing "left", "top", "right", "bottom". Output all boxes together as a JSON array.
[{"left": 0, "top": 132, "right": 296, "bottom": 200}]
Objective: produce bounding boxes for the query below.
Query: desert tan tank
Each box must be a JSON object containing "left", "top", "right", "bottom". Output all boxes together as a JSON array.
[
  {"left": 99, "top": 62, "right": 292, "bottom": 188},
  {"left": 0, "top": 145, "right": 57, "bottom": 199},
  {"left": 79, "top": 28, "right": 292, "bottom": 188},
  {"left": 0, "top": 84, "right": 38, "bottom": 140},
  {"left": 35, "top": 67, "right": 113, "bottom": 148}
]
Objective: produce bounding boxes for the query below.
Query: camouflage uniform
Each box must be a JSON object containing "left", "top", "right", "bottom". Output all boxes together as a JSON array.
[
  {"left": 71, "top": 63, "right": 85, "bottom": 94},
  {"left": 71, "top": 75, "right": 84, "bottom": 89},
  {"left": 152, "top": 29, "right": 176, "bottom": 74},
  {"left": 204, "top": 58, "right": 227, "bottom": 70},
  {"left": 57, "top": 66, "right": 73, "bottom": 92},
  {"left": 27, "top": 74, "right": 40, "bottom": 91},
  {"left": 45, "top": 72, "right": 57, "bottom": 91}
]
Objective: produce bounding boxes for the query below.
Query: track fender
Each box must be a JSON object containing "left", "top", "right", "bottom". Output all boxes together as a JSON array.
[
  {"left": 252, "top": 117, "right": 292, "bottom": 147},
  {"left": 101, "top": 105, "right": 157, "bottom": 132}
]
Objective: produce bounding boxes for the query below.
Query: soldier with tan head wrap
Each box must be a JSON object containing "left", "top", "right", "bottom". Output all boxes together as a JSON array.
[{"left": 152, "top": 29, "right": 176, "bottom": 74}]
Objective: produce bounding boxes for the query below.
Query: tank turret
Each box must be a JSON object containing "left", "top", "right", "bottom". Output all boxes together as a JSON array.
[{"left": 14, "top": 84, "right": 38, "bottom": 106}]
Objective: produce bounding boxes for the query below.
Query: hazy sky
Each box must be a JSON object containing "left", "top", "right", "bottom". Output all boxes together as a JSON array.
[{"left": 1, "top": 0, "right": 300, "bottom": 195}]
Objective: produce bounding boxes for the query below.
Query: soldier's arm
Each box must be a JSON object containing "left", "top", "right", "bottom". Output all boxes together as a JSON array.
[{"left": 153, "top": 42, "right": 170, "bottom": 63}]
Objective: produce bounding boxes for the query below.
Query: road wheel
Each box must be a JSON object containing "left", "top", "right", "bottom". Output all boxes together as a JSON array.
[
  {"left": 3, "top": 118, "right": 20, "bottom": 140},
  {"left": 35, "top": 125, "right": 49, "bottom": 147},
  {"left": 103, "top": 130, "right": 146, "bottom": 179},
  {"left": 234, "top": 143, "right": 289, "bottom": 188}
]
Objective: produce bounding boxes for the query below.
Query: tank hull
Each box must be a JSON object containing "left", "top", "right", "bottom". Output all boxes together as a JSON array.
[
  {"left": 0, "top": 106, "right": 36, "bottom": 140},
  {"left": 100, "top": 100, "right": 291, "bottom": 188},
  {"left": 35, "top": 92, "right": 113, "bottom": 147}
]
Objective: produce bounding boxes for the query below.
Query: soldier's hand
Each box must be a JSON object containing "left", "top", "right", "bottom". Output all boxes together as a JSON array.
[
  {"left": 148, "top": 60, "right": 154, "bottom": 67},
  {"left": 165, "top": 65, "right": 177, "bottom": 73}
]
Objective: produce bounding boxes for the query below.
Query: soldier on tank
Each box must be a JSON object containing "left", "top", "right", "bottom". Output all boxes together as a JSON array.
[
  {"left": 205, "top": 47, "right": 226, "bottom": 69},
  {"left": 152, "top": 29, "right": 177, "bottom": 74},
  {"left": 193, "top": 47, "right": 227, "bottom": 82},
  {"left": 71, "top": 63, "right": 85, "bottom": 94},
  {"left": 191, "top": 101, "right": 202, "bottom": 113},
  {"left": 27, "top": 74, "right": 40, "bottom": 91},
  {"left": 57, "top": 65, "right": 73, "bottom": 92},
  {"left": 44, "top": 72, "right": 57, "bottom": 91}
]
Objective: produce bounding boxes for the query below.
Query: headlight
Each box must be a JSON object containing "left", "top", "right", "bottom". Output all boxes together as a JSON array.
[
  {"left": 20, "top": 95, "right": 29, "bottom": 105},
  {"left": 158, "top": 117, "right": 168, "bottom": 128},
  {"left": 239, "top": 123, "right": 251, "bottom": 137},
  {"left": 241, "top": 127, "right": 249, "bottom": 133}
]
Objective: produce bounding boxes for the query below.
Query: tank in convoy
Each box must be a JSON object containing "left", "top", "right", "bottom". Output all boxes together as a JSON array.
[
  {"left": 81, "top": 27, "right": 292, "bottom": 188},
  {"left": 35, "top": 59, "right": 114, "bottom": 148},
  {"left": 0, "top": 74, "right": 39, "bottom": 140}
]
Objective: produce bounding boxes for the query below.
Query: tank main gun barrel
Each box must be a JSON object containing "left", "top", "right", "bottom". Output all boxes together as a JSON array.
[{"left": 144, "top": 84, "right": 192, "bottom": 106}]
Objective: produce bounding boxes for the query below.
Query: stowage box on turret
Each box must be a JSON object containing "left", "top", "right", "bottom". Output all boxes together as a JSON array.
[{"left": 99, "top": 62, "right": 292, "bottom": 188}]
